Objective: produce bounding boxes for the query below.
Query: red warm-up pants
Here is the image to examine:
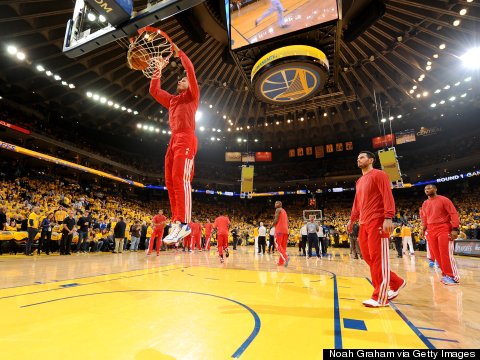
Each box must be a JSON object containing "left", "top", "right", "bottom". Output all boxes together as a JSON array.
[
  {"left": 148, "top": 228, "right": 164, "bottom": 254},
  {"left": 358, "top": 218, "right": 404, "bottom": 305},
  {"left": 205, "top": 233, "right": 212, "bottom": 250},
  {"left": 165, "top": 133, "right": 197, "bottom": 224},
  {"left": 191, "top": 236, "right": 201, "bottom": 250},
  {"left": 427, "top": 223, "right": 459, "bottom": 281},
  {"left": 217, "top": 233, "right": 228, "bottom": 257},
  {"left": 183, "top": 234, "right": 191, "bottom": 249},
  {"left": 275, "top": 232, "right": 288, "bottom": 265}
]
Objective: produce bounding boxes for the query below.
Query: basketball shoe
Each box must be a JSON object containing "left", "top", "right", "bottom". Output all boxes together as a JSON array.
[{"left": 163, "top": 222, "right": 191, "bottom": 244}]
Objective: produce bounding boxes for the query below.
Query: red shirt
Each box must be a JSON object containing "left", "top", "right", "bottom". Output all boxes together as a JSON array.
[
  {"left": 152, "top": 214, "right": 166, "bottom": 230},
  {"left": 350, "top": 169, "right": 395, "bottom": 224},
  {"left": 275, "top": 208, "right": 288, "bottom": 234},
  {"left": 204, "top": 223, "right": 213, "bottom": 236},
  {"left": 421, "top": 195, "right": 460, "bottom": 229},
  {"left": 213, "top": 216, "right": 230, "bottom": 236},
  {"left": 189, "top": 222, "right": 202, "bottom": 238},
  {"left": 149, "top": 50, "right": 199, "bottom": 135}
]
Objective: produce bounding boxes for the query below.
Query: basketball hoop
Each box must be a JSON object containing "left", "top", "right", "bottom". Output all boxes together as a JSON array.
[{"left": 127, "top": 26, "right": 174, "bottom": 79}]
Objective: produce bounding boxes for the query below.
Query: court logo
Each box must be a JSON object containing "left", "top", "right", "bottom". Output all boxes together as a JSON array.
[{"left": 251, "top": 45, "right": 329, "bottom": 105}]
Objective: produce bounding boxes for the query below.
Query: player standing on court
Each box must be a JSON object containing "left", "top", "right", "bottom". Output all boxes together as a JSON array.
[
  {"left": 347, "top": 151, "right": 405, "bottom": 307},
  {"left": 204, "top": 219, "right": 213, "bottom": 250},
  {"left": 213, "top": 212, "right": 230, "bottom": 263},
  {"left": 189, "top": 219, "right": 202, "bottom": 251},
  {"left": 271, "top": 201, "right": 289, "bottom": 267},
  {"left": 150, "top": 44, "right": 199, "bottom": 244},
  {"left": 421, "top": 184, "right": 460, "bottom": 285},
  {"left": 147, "top": 209, "right": 167, "bottom": 256}
]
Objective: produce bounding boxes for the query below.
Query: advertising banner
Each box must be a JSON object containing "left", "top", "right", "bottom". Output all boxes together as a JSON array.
[
  {"left": 255, "top": 152, "right": 272, "bottom": 162},
  {"left": 225, "top": 152, "right": 242, "bottom": 162},
  {"left": 242, "top": 152, "right": 255, "bottom": 163},
  {"left": 241, "top": 166, "right": 254, "bottom": 193},
  {"left": 372, "top": 134, "right": 395, "bottom": 149},
  {"left": 315, "top": 145, "right": 324, "bottom": 158},
  {"left": 395, "top": 129, "right": 416, "bottom": 145}
]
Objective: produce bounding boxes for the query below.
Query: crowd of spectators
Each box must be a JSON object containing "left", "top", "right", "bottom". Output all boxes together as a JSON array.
[{"left": 1, "top": 174, "right": 478, "bottom": 257}]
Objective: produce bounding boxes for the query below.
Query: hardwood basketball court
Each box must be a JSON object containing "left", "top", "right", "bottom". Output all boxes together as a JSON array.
[{"left": 0, "top": 247, "right": 478, "bottom": 359}]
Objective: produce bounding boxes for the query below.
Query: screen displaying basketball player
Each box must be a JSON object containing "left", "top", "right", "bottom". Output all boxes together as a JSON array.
[{"left": 229, "top": 0, "right": 338, "bottom": 50}]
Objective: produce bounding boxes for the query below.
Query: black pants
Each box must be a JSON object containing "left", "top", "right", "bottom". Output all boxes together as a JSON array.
[
  {"left": 258, "top": 236, "right": 266, "bottom": 254},
  {"left": 60, "top": 232, "right": 73, "bottom": 255},
  {"left": 26, "top": 228, "right": 38, "bottom": 255},
  {"left": 394, "top": 237, "right": 403, "bottom": 257},
  {"left": 232, "top": 237, "right": 238, "bottom": 250},
  {"left": 300, "top": 235, "right": 307, "bottom": 255},
  {"left": 268, "top": 235, "right": 275, "bottom": 253},
  {"left": 307, "top": 233, "right": 320, "bottom": 257},
  {"left": 321, "top": 237, "right": 328, "bottom": 256},
  {"left": 39, "top": 230, "right": 52, "bottom": 254}
]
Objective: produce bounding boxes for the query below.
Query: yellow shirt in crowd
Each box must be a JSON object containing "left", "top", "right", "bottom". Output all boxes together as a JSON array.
[
  {"left": 401, "top": 227, "right": 412, "bottom": 237},
  {"left": 28, "top": 212, "right": 40, "bottom": 228}
]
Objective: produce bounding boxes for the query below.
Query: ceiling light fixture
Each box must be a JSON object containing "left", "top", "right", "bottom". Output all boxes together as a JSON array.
[
  {"left": 6, "top": 45, "right": 17, "bottom": 55},
  {"left": 461, "top": 47, "right": 480, "bottom": 69}
]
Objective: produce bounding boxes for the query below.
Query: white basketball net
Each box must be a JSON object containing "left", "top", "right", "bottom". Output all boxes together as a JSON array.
[{"left": 128, "top": 28, "right": 173, "bottom": 79}]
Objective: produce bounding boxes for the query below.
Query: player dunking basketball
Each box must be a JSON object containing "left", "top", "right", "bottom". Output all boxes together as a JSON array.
[
  {"left": 271, "top": 201, "right": 289, "bottom": 267},
  {"left": 347, "top": 151, "right": 405, "bottom": 307},
  {"left": 149, "top": 44, "right": 199, "bottom": 244}
]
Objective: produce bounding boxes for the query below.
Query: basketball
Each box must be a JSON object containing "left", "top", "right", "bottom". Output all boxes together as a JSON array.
[{"left": 127, "top": 45, "right": 150, "bottom": 70}]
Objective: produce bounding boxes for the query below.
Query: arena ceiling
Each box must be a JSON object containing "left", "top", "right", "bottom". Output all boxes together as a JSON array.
[{"left": 0, "top": 0, "right": 479, "bottom": 150}]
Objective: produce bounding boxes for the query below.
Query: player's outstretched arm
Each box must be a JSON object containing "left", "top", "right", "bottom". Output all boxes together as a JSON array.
[
  {"left": 178, "top": 49, "right": 199, "bottom": 102},
  {"left": 149, "top": 69, "right": 173, "bottom": 108}
]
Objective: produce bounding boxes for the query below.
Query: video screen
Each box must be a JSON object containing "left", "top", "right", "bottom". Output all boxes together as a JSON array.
[{"left": 229, "top": 0, "right": 338, "bottom": 50}]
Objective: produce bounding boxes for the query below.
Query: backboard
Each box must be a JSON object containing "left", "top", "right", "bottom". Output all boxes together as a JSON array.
[
  {"left": 63, "top": 0, "right": 205, "bottom": 58},
  {"left": 303, "top": 210, "right": 323, "bottom": 222}
]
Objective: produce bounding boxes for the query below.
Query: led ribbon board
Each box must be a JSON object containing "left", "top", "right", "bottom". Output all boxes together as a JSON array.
[{"left": 0, "top": 140, "right": 144, "bottom": 187}]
